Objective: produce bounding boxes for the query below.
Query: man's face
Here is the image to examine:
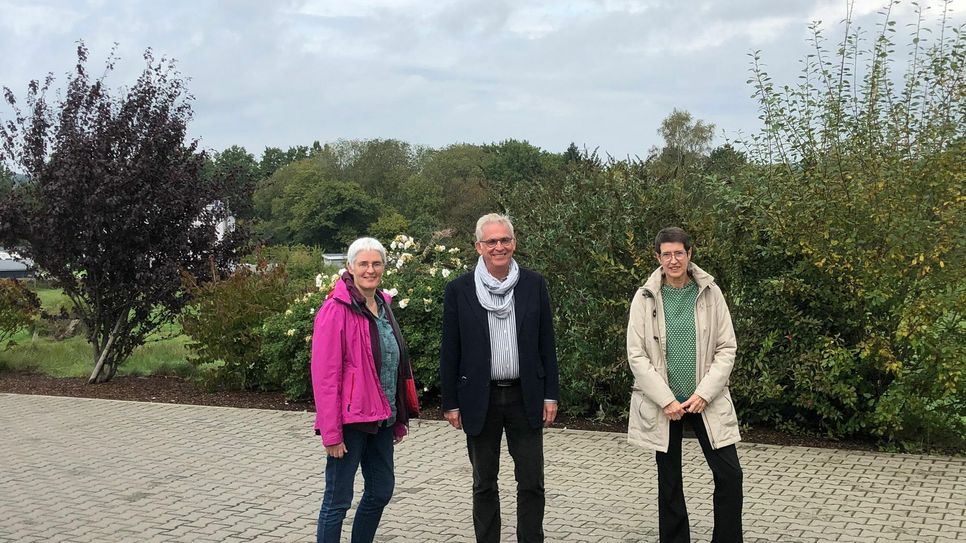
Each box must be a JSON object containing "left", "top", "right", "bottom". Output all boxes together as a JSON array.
[
  {"left": 475, "top": 221, "right": 516, "bottom": 275},
  {"left": 656, "top": 242, "right": 691, "bottom": 283}
]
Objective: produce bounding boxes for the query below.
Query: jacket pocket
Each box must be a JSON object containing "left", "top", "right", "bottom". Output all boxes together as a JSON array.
[
  {"left": 345, "top": 372, "right": 356, "bottom": 412},
  {"left": 629, "top": 390, "right": 659, "bottom": 431},
  {"left": 704, "top": 388, "right": 740, "bottom": 445}
]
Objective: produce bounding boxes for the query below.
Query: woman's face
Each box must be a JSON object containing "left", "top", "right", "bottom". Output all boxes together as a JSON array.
[{"left": 348, "top": 249, "right": 385, "bottom": 293}]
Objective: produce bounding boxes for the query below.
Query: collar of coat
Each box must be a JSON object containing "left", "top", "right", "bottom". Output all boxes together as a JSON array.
[{"left": 642, "top": 262, "right": 715, "bottom": 297}]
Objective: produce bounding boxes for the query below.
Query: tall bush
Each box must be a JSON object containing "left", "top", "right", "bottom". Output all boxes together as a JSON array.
[
  {"left": 734, "top": 2, "right": 966, "bottom": 449},
  {"left": 181, "top": 263, "right": 290, "bottom": 390},
  {"left": 0, "top": 279, "right": 40, "bottom": 348}
]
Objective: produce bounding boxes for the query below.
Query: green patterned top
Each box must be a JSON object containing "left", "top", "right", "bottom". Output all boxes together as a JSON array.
[{"left": 661, "top": 281, "right": 698, "bottom": 402}]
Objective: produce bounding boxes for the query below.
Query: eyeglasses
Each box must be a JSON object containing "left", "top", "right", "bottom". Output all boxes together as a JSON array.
[
  {"left": 354, "top": 261, "right": 384, "bottom": 270},
  {"left": 478, "top": 237, "right": 514, "bottom": 248},
  {"left": 659, "top": 251, "right": 688, "bottom": 262}
]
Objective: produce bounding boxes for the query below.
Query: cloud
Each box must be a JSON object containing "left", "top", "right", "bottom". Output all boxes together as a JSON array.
[{"left": 0, "top": 0, "right": 962, "bottom": 158}]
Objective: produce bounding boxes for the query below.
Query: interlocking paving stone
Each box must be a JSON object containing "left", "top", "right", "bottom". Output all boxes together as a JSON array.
[{"left": 2, "top": 393, "right": 965, "bottom": 542}]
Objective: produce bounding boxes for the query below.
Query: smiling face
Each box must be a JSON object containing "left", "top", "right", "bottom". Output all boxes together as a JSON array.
[
  {"left": 475, "top": 221, "right": 516, "bottom": 278},
  {"left": 347, "top": 249, "right": 384, "bottom": 294},
  {"left": 656, "top": 242, "right": 691, "bottom": 286}
]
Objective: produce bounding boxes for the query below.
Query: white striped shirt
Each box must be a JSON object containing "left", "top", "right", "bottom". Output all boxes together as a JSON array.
[{"left": 481, "top": 289, "right": 520, "bottom": 380}]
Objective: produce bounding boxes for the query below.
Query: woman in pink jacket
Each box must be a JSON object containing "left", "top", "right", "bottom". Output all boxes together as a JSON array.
[{"left": 311, "top": 237, "right": 419, "bottom": 543}]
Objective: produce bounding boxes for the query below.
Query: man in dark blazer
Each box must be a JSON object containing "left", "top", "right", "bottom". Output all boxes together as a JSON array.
[{"left": 440, "top": 213, "right": 560, "bottom": 543}]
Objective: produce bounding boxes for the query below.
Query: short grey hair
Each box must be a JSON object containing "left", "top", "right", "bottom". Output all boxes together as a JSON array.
[
  {"left": 475, "top": 213, "right": 515, "bottom": 242},
  {"left": 346, "top": 237, "right": 386, "bottom": 268}
]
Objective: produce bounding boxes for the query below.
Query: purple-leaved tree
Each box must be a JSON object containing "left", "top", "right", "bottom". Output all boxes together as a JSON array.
[{"left": 0, "top": 43, "right": 246, "bottom": 383}]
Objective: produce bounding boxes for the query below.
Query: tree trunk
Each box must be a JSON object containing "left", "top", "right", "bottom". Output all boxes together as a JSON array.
[{"left": 87, "top": 315, "right": 124, "bottom": 384}]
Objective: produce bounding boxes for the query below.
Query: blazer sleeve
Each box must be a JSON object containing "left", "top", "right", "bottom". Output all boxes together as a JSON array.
[
  {"left": 439, "top": 279, "right": 461, "bottom": 411},
  {"left": 311, "top": 301, "right": 345, "bottom": 446},
  {"left": 538, "top": 274, "right": 560, "bottom": 401}
]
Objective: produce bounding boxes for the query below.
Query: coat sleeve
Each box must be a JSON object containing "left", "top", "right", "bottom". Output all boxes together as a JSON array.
[
  {"left": 627, "top": 289, "right": 676, "bottom": 409},
  {"left": 538, "top": 275, "right": 560, "bottom": 401},
  {"left": 694, "top": 285, "right": 737, "bottom": 402},
  {"left": 311, "top": 302, "right": 345, "bottom": 447},
  {"left": 439, "top": 280, "right": 461, "bottom": 411}
]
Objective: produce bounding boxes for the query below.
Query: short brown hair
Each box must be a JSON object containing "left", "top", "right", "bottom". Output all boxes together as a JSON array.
[{"left": 654, "top": 227, "right": 692, "bottom": 253}]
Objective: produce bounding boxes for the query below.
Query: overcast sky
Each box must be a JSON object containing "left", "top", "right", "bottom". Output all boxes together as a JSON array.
[{"left": 1, "top": 0, "right": 963, "bottom": 160}]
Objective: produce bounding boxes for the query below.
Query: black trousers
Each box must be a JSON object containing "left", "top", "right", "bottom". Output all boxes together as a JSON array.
[
  {"left": 656, "top": 413, "right": 743, "bottom": 543},
  {"left": 466, "top": 384, "right": 545, "bottom": 543}
]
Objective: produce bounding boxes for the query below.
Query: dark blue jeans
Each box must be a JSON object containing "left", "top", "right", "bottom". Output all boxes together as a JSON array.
[{"left": 317, "top": 425, "right": 395, "bottom": 543}]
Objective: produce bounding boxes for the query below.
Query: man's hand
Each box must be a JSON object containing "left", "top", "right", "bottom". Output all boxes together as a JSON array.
[
  {"left": 393, "top": 435, "right": 404, "bottom": 445},
  {"left": 543, "top": 402, "right": 558, "bottom": 427},
  {"left": 444, "top": 409, "right": 462, "bottom": 429},
  {"left": 680, "top": 394, "right": 708, "bottom": 414},
  {"left": 325, "top": 442, "right": 347, "bottom": 458},
  {"left": 663, "top": 400, "right": 686, "bottom": 421}
]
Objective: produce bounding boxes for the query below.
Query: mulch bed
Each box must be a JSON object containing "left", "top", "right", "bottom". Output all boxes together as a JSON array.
[{"left": 0, "top": 371, "right": 876, "bottom": 451}]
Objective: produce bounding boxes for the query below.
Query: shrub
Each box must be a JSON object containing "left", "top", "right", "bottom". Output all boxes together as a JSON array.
[
  {"left": 242, "top": 245, "right": 329, "bottom": 294},
  {"left": 382, "top": 234, "right": 469, "bottom": 399},
  {"left": 181, "top": 263, "right": 290, "bottom": 390},
  {"left": 261, "top": 287, "right": 330, "bottom": 401},
  {"left": 0, "top": 279, "right": 41, "bottom": 348}
]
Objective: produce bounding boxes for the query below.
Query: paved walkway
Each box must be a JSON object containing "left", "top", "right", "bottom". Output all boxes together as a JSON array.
[{"left": 1, "top": 394, "right": 964, "bottom": 543}]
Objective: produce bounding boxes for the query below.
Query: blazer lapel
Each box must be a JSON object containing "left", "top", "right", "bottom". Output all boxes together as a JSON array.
[
  {"left": 461, "top": 278, "right": 491, "bottom": 338},
  {"left": 513, "top": 273, "right": 534, "bottom": 334}
]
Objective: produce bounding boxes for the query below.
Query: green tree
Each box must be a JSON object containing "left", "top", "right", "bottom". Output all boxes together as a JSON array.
[
  {"left": 646, "top": 108, "right": 715, "bottom": 181},
  {"left": 208, "top": 145, "right": 259, "bottom": 220},
  {"left": 253, "top": 159, "right": 376, "bottom": 249}
]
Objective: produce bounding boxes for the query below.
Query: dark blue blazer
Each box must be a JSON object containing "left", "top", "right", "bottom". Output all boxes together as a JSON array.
[{"left": 439, "top": 267, "right": 560, "bottom": 436}]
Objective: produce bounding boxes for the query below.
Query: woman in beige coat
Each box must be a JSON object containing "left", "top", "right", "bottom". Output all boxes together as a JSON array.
[{"left": 627, "top": 227, "right": 743, "bottom": 543}]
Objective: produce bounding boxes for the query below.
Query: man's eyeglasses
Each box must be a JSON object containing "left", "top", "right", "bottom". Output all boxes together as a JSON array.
[
  {"left": 659, "top": 251, "right": 688, "bottom": 262},
  {"left": 478, "top": 237, "right": 514, "bottom": 248}
]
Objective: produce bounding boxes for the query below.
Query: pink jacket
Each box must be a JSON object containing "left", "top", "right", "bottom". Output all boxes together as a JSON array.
[{"left": 311, "top": 278, "right": 404, "bottom": 446}]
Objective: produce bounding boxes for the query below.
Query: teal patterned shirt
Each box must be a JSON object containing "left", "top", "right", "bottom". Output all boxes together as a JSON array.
[
  {"left": 661, "top": 281, "right": 699, "bottom": 402},
  {"left": 375, "top": 305, "right": 400, "bottom": 425}
]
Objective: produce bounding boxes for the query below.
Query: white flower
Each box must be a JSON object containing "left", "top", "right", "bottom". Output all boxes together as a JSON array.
[
  {"left": 429, "top": 267, "right": 438, "bottom": 277},
  {"left": 387, "top": 288, "right": 398, "bottom": 297},
  {"left": 390, "top": 241, "right": 398, "bottom": 250},
  {"left": 399, "top": 298, "right": 410, "bottom": 309},
  {"left": 448, "top": 247, "right": 460, "bottom": 254},
  {"left": 285, "top": 309, "right": 293, "bottom": 315},
  {"left": 422, "top": 298, "right": 432, "bottom": 305},
  {"left": 286, "top": 329, "right": 295, "bottom": 337},
  {"left": 404, "top": 239, "right": 415, "bottom": 249},
  {"left": 441, "top": 268, "right": 452, "bottom": 278},
  {"left": 315, "top": 274, "right": 323, "bottom": 288},
  {"left": 304, "top": 335, "right": 312, "bottom": 343},
  {"left": 434, "top": 244, "right": 445, "bottom": 252}
]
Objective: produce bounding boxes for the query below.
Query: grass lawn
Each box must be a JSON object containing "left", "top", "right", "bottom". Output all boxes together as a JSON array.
[{"left": 0, "top": 286, "right": 195, "bottom": 379}]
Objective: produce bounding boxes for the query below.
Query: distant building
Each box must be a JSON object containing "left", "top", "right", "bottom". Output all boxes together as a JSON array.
[
  {"left": 0, "top": 248, "right": 34, "bottom": 279},
  {"left": 322, "top": 253, "right": 347, "bottom": 268}
]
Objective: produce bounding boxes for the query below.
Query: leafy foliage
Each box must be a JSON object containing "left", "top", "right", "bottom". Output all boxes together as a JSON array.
[
  {"left": 181, "top": 262, "right": 290, "bottom": 391},
  {"left": 0, "top": 279, "right": 40, "bottom": 348}
]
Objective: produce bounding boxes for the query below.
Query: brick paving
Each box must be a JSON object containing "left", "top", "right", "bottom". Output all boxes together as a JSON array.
[{"left": 1, "top": 393, "right": 964, "bottom": 542}]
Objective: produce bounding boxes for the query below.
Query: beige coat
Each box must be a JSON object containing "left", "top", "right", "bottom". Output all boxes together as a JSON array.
[{"left": 626, "top": 263, "right": 740, "bottom": 452}]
